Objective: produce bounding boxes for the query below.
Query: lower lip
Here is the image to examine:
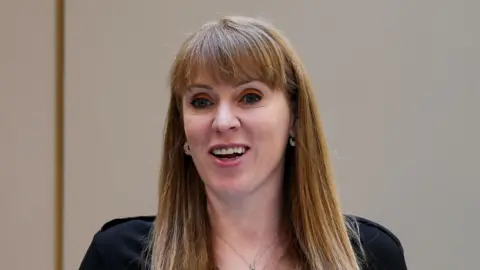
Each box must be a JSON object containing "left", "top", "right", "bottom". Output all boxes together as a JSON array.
[{"left": 211, "top": 151, "right": 248, "bottom": 168}]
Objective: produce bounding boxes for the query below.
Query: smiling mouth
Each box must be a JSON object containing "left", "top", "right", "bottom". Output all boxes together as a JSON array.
[{"left": 210, "top": 146, "right": 249, "bottom": 160}]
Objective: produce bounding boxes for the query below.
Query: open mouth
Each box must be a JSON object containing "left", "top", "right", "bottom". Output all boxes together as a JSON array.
[{"left": 210, "top": 146, "right": 249, "bottom": 160}]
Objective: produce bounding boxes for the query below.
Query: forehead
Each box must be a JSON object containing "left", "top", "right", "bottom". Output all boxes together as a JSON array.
[
  {"left": 186, "top": 77, "right": 264, "bottom": 90},
  {"left": 183, "top": 62, "right": 277, "bottom": 89},
  {"left": 178, "top": 71, "right": 280, "bottom": 98}
]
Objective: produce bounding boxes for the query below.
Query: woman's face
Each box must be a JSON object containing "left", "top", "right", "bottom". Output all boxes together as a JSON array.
[{"left": 182, "top": 79, "right": 293, "bottom": 196}]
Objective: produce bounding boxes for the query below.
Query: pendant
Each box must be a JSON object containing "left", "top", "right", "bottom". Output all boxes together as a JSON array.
[{"left": 249, "top": 265, "right": 255, "bottom": 270}]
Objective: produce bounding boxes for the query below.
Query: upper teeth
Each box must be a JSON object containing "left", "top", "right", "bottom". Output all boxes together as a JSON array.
[{"left": 212, "top": 147, "right": 246, "bottom": 155}]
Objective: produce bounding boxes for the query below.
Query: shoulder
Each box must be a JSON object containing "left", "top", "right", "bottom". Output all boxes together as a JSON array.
[
  {"left": 99, "top": 215, "right": 155, "bottom": 233},
  {"left": 345, "top": 215, "right": 408, "bottom": 270},
  {"left": 79, "top": 215, "right": 155, "bottom": 270},
  {"left": 79, "top": 215, "right": 407, "bottom": 269}
]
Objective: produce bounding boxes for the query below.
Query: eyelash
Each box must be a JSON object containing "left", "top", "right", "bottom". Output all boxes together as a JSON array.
[
  {"left": 240, "top": 91, "right": 262, "bottom": 104},
  {"left": 190, "top": 97, "right": 214, "bottom": 109},
  {"left": 189, "top": 90, "right": 263, "bottom": 109}
]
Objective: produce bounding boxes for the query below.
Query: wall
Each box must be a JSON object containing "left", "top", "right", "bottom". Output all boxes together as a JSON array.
[
  {"left": 1, "top": 1, "right": 477, "bottom": 270},
  {"left": 0, "top": 1, "right": 56, "bottom": 270},
  {"left": 64, "top": 2, "right": 479, "bottom": 269}
]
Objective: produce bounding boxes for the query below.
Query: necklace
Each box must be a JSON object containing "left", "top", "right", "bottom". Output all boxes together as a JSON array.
[{"left": 216, "top": 234, "right": 279, "bottom": 270}]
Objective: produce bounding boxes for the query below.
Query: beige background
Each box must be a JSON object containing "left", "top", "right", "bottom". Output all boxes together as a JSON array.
[
  {"left": 64, "top": 1, "right": 479, "bottom": 269},
  {"left": 1, "top": 1, "right": 478, "bottom": 270},
  {"left": 1, "top": 1, "right": 56, "bottom": 269}
]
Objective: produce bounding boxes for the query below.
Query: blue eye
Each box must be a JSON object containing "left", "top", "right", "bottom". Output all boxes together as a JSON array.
[
  {"left": 190, "top": 98, "right": 214, "bottom": 109},
  {"left": 240, "top": 93, "right": 262, "bottom": 104}
]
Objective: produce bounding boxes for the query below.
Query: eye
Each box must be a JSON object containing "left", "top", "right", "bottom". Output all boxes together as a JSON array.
[
  {"left": 240, "top": 90, "right": 262, "bottom": 105},
  {"left": 190, "top": 96, "right": 214, "bottom": 109}
]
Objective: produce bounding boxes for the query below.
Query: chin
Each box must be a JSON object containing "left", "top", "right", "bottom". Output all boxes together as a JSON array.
[{"left": 204, "top": 174, "right": 254, "bottom": 195}]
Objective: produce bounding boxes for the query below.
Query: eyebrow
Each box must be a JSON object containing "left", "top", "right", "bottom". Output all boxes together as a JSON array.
[
  {"left": 186, "top": 80, "right": 256, "bottom": 91},
  {"left": 186, "top": 83, "right": 213, "bottom": 91}
]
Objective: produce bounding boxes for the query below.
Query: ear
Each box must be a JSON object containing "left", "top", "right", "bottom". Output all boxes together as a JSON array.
[
  {"left": 288, "top": 92, "right": 297, "bottom": 138},
  {"left": 288, "top": 90, "right": 298, "bottom": 138},
  {"left": 289, "top": 113, "right": 296, "bottom": 138}
]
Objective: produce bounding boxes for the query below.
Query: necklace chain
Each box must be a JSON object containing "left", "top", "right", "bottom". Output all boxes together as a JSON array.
[{"left": 216, "top": 234, "right": 279, "bottom": 270}]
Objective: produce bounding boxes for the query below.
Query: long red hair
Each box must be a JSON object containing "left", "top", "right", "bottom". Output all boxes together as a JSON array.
[{"left": 147, "top": 16, "right": 363, "bottom": 269}]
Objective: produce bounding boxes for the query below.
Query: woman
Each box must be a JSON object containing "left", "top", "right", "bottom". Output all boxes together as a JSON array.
[{"left": 80, "top": 16, "right": 407, "bottom": 269}]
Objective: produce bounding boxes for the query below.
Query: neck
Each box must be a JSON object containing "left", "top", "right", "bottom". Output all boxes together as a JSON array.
[{"left": 206, "top": 177, "right": 284, "bottom": 253}]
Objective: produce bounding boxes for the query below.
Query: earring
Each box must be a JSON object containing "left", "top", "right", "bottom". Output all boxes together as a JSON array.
[
  {"left": 183, "top": 142, "right": 191, "bottom": 155},
  {"left": 289, "top": 136, "right": 296, "bottom": 146}
]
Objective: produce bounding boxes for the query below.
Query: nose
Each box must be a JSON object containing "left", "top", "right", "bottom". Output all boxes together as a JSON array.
[{"left": 212, "top": 103, "right": 240, "bottom": 132}]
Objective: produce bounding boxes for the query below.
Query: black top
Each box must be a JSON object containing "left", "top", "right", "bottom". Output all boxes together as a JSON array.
[{"left": 79, "top": 215, "right": 407, "bottom": 270}]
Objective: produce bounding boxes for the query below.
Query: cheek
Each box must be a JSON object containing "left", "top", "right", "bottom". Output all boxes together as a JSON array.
[
  {"left": 246, "top": 107, "right": 291, "bottom": 145},
  {"left": 183, "top": 114, "right": 210, "bottom": 149}
]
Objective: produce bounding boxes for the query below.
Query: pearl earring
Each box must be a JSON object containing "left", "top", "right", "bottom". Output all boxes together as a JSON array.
[
  {"left": 183, "top": 142, "right": 191, "bottom": 155},
  {"left": 289, "top": 136, "right": 296, "bottom": 146}
]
